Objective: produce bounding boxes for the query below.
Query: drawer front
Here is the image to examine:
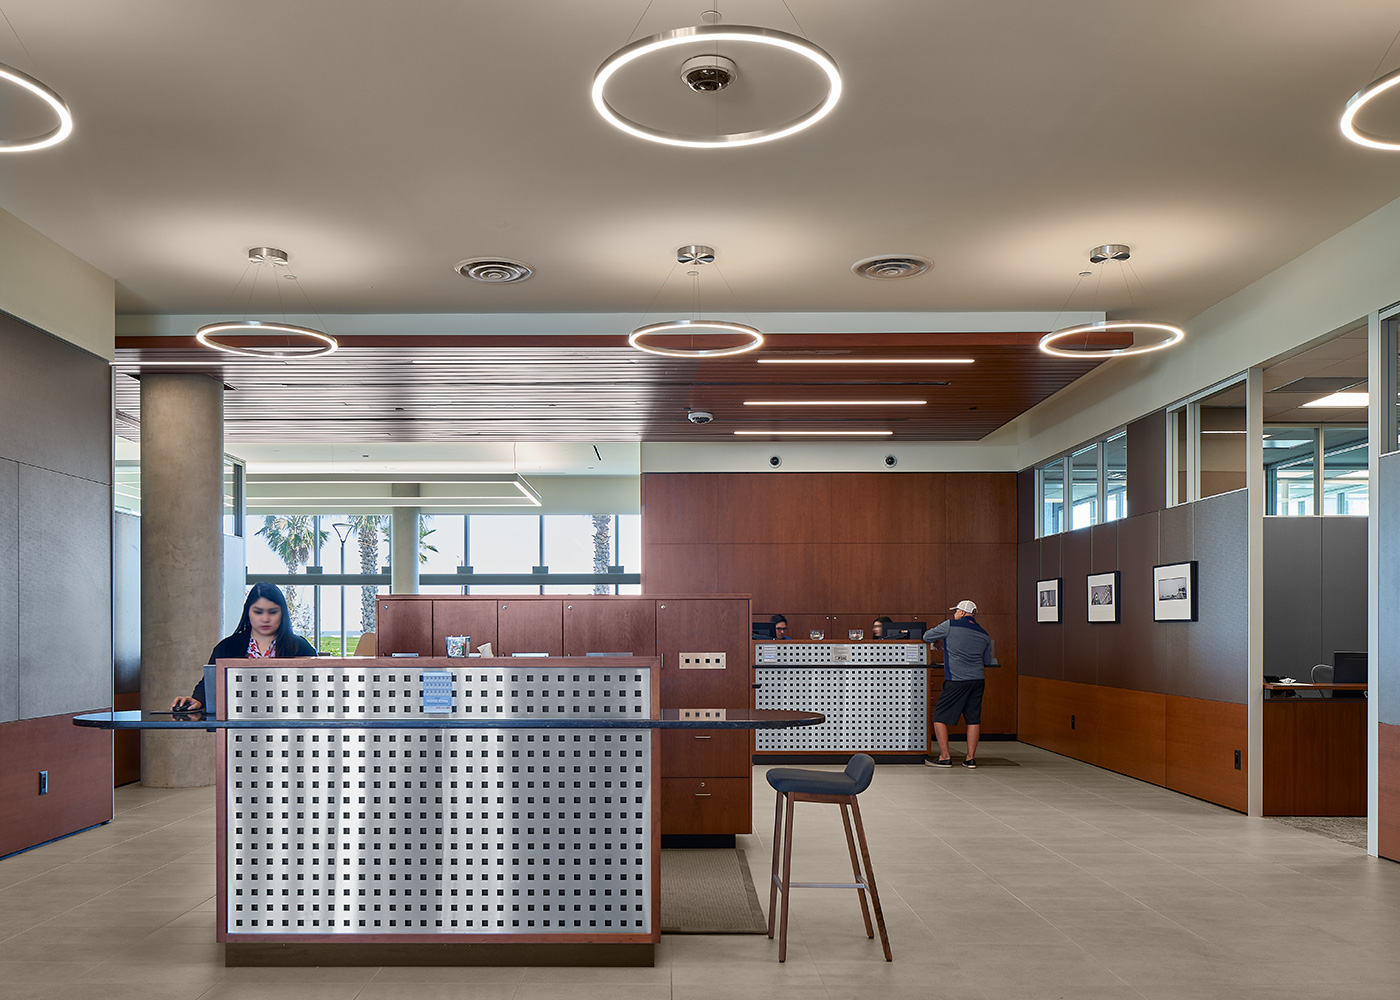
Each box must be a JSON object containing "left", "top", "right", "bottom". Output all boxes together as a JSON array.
[
  {"left": 659, "top": 729, "right": 751, "bottom": 777},
  {"left": 661, "top": 777, "right": 752, "bottom": 835}
]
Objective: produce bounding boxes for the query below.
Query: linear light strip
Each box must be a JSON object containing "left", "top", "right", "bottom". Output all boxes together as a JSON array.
[
  {"left": 743, "top": 400, "right": 926, "bottom": 406},
  {"left": 733, "top": 430, "right": 893, "bottom": 436},
  {"left": 757, "top": 358, "right": 974, "bottom": 364}
]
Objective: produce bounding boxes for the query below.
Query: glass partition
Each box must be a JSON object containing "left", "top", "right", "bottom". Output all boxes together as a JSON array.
[
  {"left": 1070, "top": 443, "right": 1099, "bottom": 529},
  {"left": 1321, "top": 427, "right": 1369, "bottom": 515},
  {"left": 1103, "top": 432, "right": 1127, "bottom": 521},
  {"left": 1264, "top": 427, "right": 1318, "bottom": 515},
  {"left": 1039, "top": 457, "right": 1065, "bottom": 537}
]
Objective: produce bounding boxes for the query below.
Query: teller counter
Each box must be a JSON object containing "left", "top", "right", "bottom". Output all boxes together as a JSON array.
[{"left": 76, "top": 656, "right": 820, "bottom": 967}]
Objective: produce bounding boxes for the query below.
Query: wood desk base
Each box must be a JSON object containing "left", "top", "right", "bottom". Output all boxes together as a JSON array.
[
  {"left": 1263, "top": 700, "right": 1366, "bottom": 816},
  {"left": 226, "top": 942, "right": 655, "bottom": 967}
]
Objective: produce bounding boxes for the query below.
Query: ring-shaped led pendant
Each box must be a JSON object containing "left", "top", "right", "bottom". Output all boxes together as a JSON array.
[
  {"left": 0, "top": 61, "right": 73, "bottom": 153},
  {"left": 628, "top": 319, "right": 764, "bottom": 358},
  {"left": 1039, "top": 321, "right": 1184, "bottom": 359},
  {"left": 593, "top": 25, "right": 841, "bottom": 148},
  {"left": 196, "top": 320, "right": 339, "bottom": 359},
  {"left": 1342, "top": 65, "right": 1400, "bottom": 150}
]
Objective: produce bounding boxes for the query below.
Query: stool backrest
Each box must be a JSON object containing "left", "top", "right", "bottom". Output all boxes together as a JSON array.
[{"left": 845, "top": 753, "right": 876, "bottom": 794}]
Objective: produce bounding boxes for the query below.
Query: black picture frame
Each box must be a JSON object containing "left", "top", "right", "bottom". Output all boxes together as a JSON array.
[
  {"left": 1087, "top": 571, "right": 1121, "bottom": 623},
  {"left": 1152, "top": 561, "right": 1199, "bottom": 622},
  {"left": 1036, "top": 578, "right": 1062, "bottom": 623}
]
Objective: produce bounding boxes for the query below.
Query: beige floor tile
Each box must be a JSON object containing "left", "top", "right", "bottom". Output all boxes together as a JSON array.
[
  {"left": 513, "top": 985, "right": 671, "bottom": 1000},
  {"left": 367, "top": 967, "right": 524, "bottom": 984},
  {"left": 354, "top": 986, "right": 518, "bottom": 1000}
]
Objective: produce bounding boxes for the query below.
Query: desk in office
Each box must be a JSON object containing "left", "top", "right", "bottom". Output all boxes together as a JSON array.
[
  {"left": 75, "top": 657, "right": 821, "bottom": 967},
  {"left": 1262, "top": 682, "right": 1367, "bottom": 816}
]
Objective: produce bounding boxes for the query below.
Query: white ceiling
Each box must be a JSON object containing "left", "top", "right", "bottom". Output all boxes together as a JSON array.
[{"left": 4, "top": 0, "right": 1400, "bottom": 329}]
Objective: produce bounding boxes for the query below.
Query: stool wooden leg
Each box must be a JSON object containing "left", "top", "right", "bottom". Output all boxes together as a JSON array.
[
  {"left": 850, "top": 797, "right": 891, "bottom": 961},
  {"left": 777, "top": 791, "right": 796, "bottom": 962},
  {"left": 840, "top": 800, "right": 874, "bottom": 939},
  {"left": 767, "top": 789, "right": 783, "bottom": 939}
]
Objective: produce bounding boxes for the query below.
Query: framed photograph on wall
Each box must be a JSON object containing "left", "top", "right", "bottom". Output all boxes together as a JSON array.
[
  {"left": 1036, "top": 578, "right": 1062, "bottom": 623},
  {"left": 1087, "top": 571, "right": 1120, "bottom": 623},
  {"left": 1152, "top": 561, "right": 1198, "bottom": 621}
]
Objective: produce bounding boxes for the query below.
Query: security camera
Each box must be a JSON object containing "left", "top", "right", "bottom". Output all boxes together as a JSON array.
[
  {"left": 687, "top": 410, "right": 714, "bottom": 425},
  {"left": 768, "top": 455, "right": 782, "bottom": 468},
  {"left": 883, "top": 455, "right": 898, "bottom": 468},
  {"left": 680, "top": 54, "right": 739, "bottom": 93}
]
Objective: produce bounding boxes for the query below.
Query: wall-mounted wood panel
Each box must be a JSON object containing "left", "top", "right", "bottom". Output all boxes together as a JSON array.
[
  {"left": 641, "top": 543, "right": 718, "bottom": 594},
  {"left": 656, "top": 598, "right": 751, "bottom": 710},
  {"left": 432, "top": 599, "right": 498, "bottom": 656},
  {"left": 378, "top": 597, "right": 432, "bottom": 655},
  {"left": 0, "top": 712, "right": 112, "bottom": 857},
  {"left": 828, "top": 543, "right": 943, "bottom": 612},
  {"left": 497, "top": 600, "right": 563, "bottom": 656},
  {"left": 1165, "top": 695, "right": 1246, "bottom": 812},
  {"left": 828, "top": 473, "right": 945, "bottom": 543},
  {"left": 1381, "top": 723, "right": 1400, "bottom": 862},
  {"left": 642, "top": 474, "right": 717, "bottom": 544},
  {"left": 1016, "top": 468, "right": 1036, "bottom": 544},
  {"left": 1263, "top": 701, "right": 1365, "bottom": 816},
  {"left": 944, "top": 543, "right": 1014, "bottom": 615},
  {"left": 714, "top": 543, "right": 832, "bottom": 611},
  {"left": 564, "top": 599, "right": 656, "bottom": 656},
  {"left": 715, "top": 474, "right": 831, "bottom": 543},
  {"left": 1093, "top": 687, "right": 1166, "bottom": 786},
  {"left": 946, "top": 474, "right": 1016, "bottom": 543},
  {"left": 1018, "top": 675, "right": 1090, "bottom": 760}
]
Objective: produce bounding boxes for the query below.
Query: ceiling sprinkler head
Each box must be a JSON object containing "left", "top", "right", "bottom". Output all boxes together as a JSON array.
[
  {"left": 1088, "top": 244, "right": 1131, "bottom": 264},
  {"left": 680, "top": 54, "right": 739, "bottom": 93},
  {"left": 677, "top": 244, "right": 716, "bottom": 265}
]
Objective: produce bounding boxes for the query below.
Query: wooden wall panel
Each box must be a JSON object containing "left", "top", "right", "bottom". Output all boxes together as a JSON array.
[
  {"left": 828, "top": 473, "right": 945, "bottom": 543},
  {"left": 563, "top": 599, "right": 656, "bottom": 656},
  {"left": 432, "top": 599, "right": 498, "bottom": 656},
  {"left": 714, "top": 543, "right": 831, "bottom": 611},
  {"left": 1017, "top": 468, "right": 1036, "bottom": 544},
  {"left": 497, "top": 599, "right": 563, "bottom": 655},
  {"left": 1381, "top": 723, "right": 1400, "bottom": 862},
  {"left": 1262, "top": 701, "right": 1366, "bottom": 816},
  {"left": 715, "top": 474, "right": 831, "bottom": 543},
  {"left": 0, "top": 712, "right": 112, "bottom": 856},
  {"left": 945, "top": 473, "right": 1017, "bottom": 543},
  {"left": 828, "top": 543, "right": 943, "bottom": 612},
  {"left": 641, "top": 543, "right": 718, "bottom": 594},
  {"left": 1018, "top": 675, "right": 1091, "bottom": 759},
  {"left": 113, "top": 690, "right": 141, "bottom": 787},
  {"left": 1165, "top": 695, "right": 1247, "bottom": 812},
  {"left": 1092, "top": 687, "right": 1166, "bottom": 786},
  {"left": 656, "top": 598, "right": 752, "bottom": 710},
  {"left": 641, "top": 474, "right": 716, "bottom": 544},
  {"left": 945, "top": 543, "right": 1015, "bottom": 615}
]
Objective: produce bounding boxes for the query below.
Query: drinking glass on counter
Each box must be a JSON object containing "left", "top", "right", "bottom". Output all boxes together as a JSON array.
[
  {"left": 809, "top": 629, "right": 825, "bottom": 641},
  {"left": 848, "top": 629, "right": 864, "bottom": 640}
]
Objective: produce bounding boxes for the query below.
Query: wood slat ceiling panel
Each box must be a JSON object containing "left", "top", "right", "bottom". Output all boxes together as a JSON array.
[{"left": 112, "top": 335, "right": 1102, "bottom": 442}]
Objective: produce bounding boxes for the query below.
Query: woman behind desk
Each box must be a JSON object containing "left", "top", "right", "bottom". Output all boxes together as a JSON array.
[{"left": 171, "top": 582, "right": 318, "bottom": 711}]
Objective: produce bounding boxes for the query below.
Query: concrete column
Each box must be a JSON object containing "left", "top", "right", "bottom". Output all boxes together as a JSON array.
[
  {"left": 391, "top": 483, "right": 420, "bottom": 594},
  {"left": 140, "top": 373, "right": 223, "bottom": 787}
]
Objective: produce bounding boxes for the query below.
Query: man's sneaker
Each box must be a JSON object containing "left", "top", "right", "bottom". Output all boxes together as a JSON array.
[
  {"left": 961, "top": 757, "right": 978, "bottom": 769},
  {"left": 925, "top": 757, "right": 953, "bottom": 768}
]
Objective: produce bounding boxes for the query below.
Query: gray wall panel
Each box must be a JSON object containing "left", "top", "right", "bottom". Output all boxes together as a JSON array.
[
  {"left": 1319, "top": 517, "right": 1368, "bottom": 666},
  {"left": 1263, "top": 517, "right": 1323, "bottom": 679},
  {"left": 18, "top": 466, "right": 112, "bottom": 718},
  {"left": 0, "top": 313, "right": 112, "bottom": 485},
  {"left": 0, "top": 460, "right": 17, "bottom": 723},
  {"left": 1061, "top": 527, "right": 1096, "bottom": 686},
  {"left": 1380, "top": 454, "right": 1400, "bottom": 726},
  {"left": 1183, "top": 490, "right": 1249, "bottom": 704},
  {"left": 1090, "top": 522, "right": 1118, "bottom": 573},
  {"left": 1158, "top": 502, "right": 1193, "bottom": 565},
  {"left": 1103, "top": 511, "right": 1168, "bottom": 694},
  {"left": 1127, "top": 410, "right": 1166, "bottom": 518},
  {"left": 114, "top": 511, "right": 140, "bottom": 695}
]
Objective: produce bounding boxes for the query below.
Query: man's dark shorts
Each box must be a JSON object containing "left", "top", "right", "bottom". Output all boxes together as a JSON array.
[{"left": 932, "top": 679, "right": 985, "bottom": 725}]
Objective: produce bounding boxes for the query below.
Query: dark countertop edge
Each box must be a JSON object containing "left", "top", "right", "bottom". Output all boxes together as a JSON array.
[{"left": 74, "top": 712, "right": 825, "bottom": 731}]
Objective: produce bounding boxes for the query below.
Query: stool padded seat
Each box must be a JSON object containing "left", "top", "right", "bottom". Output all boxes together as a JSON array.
[{"left": 765, "top": 753, "right": 875, "bottom": 796}]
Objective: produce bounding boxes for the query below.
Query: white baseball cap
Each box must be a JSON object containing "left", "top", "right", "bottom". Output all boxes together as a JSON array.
[{"left": 951, "top": 600, "right": 977, "bottom": 614}]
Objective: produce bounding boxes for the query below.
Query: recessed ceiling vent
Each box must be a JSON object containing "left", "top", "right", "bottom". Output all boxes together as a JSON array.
[
  {"left": 851, "top": 255, "right": 931, "bottom": 280},
  {"left": 455, "top": 258, "right": 534, "bottom": 283}
]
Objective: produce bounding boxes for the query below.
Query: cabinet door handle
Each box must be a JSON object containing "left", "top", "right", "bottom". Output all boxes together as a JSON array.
[
  {"left": 694, "top": 793, "right": 711, "bottom": 797},
  {"left": 693, "top": 735, "right": 712, "bottom": 740}
]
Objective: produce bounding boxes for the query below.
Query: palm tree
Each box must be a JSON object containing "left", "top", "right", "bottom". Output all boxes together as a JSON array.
[
  {"left": 591, "top": 514, "right": 612, "bottom": 594},
  {"left": 256, "top": 515, "right": 326, "bottom": 636},
  {"left": 347, "top": 514, "right": 387, "bottom": 634}
]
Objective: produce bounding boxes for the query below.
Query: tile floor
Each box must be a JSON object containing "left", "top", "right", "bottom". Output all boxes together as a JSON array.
[{"left": 2, "top": 743, "right": 1399, "bottom": 1000}]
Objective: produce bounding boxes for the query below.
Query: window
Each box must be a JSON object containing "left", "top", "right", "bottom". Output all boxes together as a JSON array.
[
  {"left": 1038, "top": 458, "right": 1065, "bottom": 537},
  {"left": 1103, "top": 432, "right": 1127, "bottom": 522},
  {"left": 1070, "top": 443, "right": 1099, "bottom": 530},
  {"left": 1322, "top": 427, "right": 1369, "bottom": 515},
  {"left": 1167, "top": 375, "right": 1247, "bottom": 505},
  {"left": 1263, "top": 425, "right": 1367, "bottom": 516},
  {"left": 1034, "top": 430, "right": 1126, "bottom": 537}
]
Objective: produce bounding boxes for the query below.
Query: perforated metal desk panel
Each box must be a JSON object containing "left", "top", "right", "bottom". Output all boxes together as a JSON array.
[
  {"left": 753, "top": 642, "right": 929, "bottom": 753},
  {"left": 215, "top": 656, "right": 660, "bottom": 947}
]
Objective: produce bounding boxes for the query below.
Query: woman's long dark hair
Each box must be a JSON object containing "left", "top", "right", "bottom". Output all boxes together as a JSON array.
[{"left": 234, "top": 582, "right": 299, "bottom": 655}]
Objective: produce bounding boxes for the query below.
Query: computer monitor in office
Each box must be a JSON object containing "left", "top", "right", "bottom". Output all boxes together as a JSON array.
[
  {"left": 752, "top": 621, "right": 777, "bottom": 640},
  {"left": 883, "top": 621, "right": 927, "bottom": 640},
  {"left": 1332, "top": 650, "right": 1367, "bottom": 697}
]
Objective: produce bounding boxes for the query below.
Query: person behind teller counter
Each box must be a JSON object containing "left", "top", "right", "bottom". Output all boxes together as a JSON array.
[
  {"left": 872, "top": 615, "right": 894, "bottom": 639},
  {"left": 770, "top": 614, "right": 791, "bottom": 641},
  {"left": 171, "top": 582, "right": 318, "bottom": 711}
]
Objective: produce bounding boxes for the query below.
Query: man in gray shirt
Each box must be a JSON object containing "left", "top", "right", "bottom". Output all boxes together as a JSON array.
[{"left": 924, "top": 600, "right": 993, "bottom": 768}]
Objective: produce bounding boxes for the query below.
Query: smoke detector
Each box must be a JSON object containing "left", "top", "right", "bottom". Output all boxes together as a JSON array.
[
  {"left": 851, "top": 255, "right": 931, "bottom": 280},
  {"left": 455, "top": 258, "right": 534, "bottom": 283}
]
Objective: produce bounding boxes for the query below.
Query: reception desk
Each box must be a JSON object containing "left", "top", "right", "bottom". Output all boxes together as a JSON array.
[
  {"left": 77, "top": 657, "right": 820, "bottom": 966},
  {"left": 1263, "top": 683, "right": 1367, "bottom": 816}
]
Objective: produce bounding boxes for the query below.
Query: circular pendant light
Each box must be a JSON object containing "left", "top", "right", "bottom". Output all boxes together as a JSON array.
[
  {"left": 196, "top": 320, "right": 339, "bottom": 359},
  {"left": 629, "top": 319, "right": 763, "bottom": 358},
  {"left": 592, "top": 24, "right": 841, "bottom": 148},
  {"left": 1341, "top": 65, "right": 1400, "bottom": 150},
  {"left": 1039, "top": 321, "right": 1184, "bottom": 359},
  {"left": 0, "top": 61, "right": 73, "bottom": 153}
]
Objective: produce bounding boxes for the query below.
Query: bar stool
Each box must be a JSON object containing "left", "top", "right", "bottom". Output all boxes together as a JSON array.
[{"left": 766, "top": 753, "right": 891, "bottom": 962}]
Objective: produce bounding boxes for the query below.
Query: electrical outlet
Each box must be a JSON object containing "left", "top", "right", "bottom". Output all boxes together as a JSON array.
[
  {"left": 1234, "top": 750, "right": 1241, "bottom": 770},
  {"left": 678, "top": 708, "right": 727, "bottom": 720},
  {"left": 1070, "top": 714, "right": 1075, "bottom": 730},
  {"left": 38, "top": 770, "right": 48, "bottom": 795},
  {"left": 679, "top": 652, "right": 726, "bottom": 670}
]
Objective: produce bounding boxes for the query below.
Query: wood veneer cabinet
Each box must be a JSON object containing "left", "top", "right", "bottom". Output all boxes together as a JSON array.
[{"left": 375, "top": 594, "right": 753, "bottom": 837}]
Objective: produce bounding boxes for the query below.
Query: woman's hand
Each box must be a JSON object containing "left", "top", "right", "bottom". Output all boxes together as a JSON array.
[{"left": 171, "top": 696, "right": 203, "bottom": 712}]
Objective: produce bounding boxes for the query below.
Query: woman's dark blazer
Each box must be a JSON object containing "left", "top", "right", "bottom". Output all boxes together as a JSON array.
[{"left": 190, "top": 634, "right": 318, "bottom": 706}]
